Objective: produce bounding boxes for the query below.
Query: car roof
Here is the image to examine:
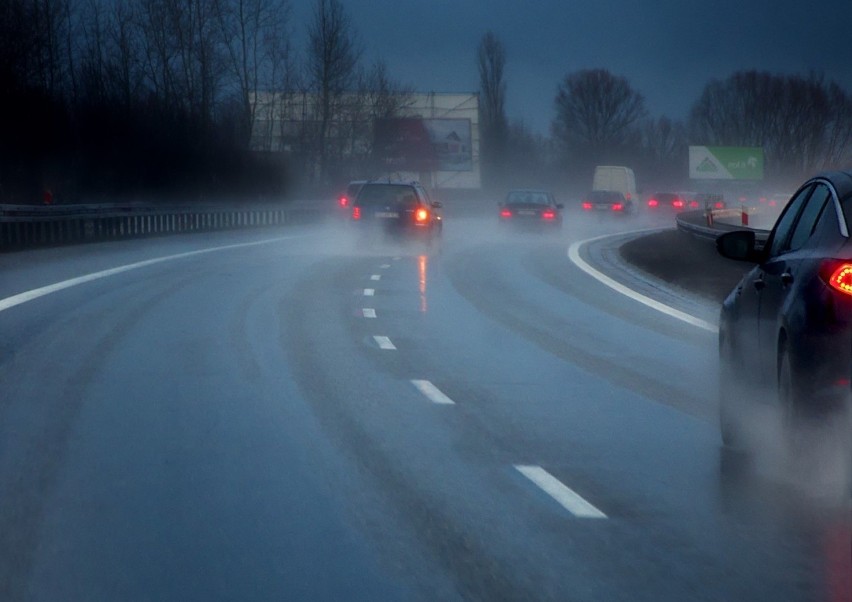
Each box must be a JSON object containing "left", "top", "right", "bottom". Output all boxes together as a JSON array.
[{"left": 816, "top": 171, "right": 852, "bottom": 200}]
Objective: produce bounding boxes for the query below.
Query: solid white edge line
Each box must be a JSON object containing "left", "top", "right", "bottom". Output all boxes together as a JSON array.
[
  {"left": 362, "top": 308, "right": 377, "bottom": 318},
  {"left": 373, "top": 335, "right": 396, "bottom": 350},
  {"left": 370, "top": 274, "right": 381, "bottom": 281},
  {"left": 514, "top": 465, "right": 607, "bottom": 519},
  {"left": 380, "top": 264, "right": 391, "bottom": 269},
  {"left": 363, "top": 288, "right": 375, "bottom": 296},
  {"left": 410, "top": 380, "right": 455, "bottom": 405},
  {"left": 567, "top": 232, "right": 718, "bottom": 334},
  {"left": 0, "top": 235, "right": 306, "bottom": 313}
]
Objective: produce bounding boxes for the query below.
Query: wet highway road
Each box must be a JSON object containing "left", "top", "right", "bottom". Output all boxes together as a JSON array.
[{"left": 1, "top": 211, "right": 849, "bottom": 600}]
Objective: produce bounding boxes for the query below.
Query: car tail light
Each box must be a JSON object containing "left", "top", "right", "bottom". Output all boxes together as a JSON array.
[
  {"left": 820, "top": 261, "right": 852, "bottom": 296},
  {"left": 582, "top": 202, "right": 593, "bottom": 211},
  {"left": 612, "top": 203, "right": 624, "bottom": 211},
  {"left": 352, "top": 206, "right": 361, "bottom": 220},
  {"left": 415, "top": 208, "right": 429, "bottom": 223},
  {"left": 542, "top": 210, "right": 556, "bottom": 220},
  {"left": 689, "top": 200, "right": 700, "bottom": 208},
  {"left": 500, "top": 209, "right": 513, "bottom": 218},
  {"left": 339, "top": 196, "right": 349, "bottom": 208},
  {"left": 768, "top": 200, "right": 777, "bottom": 207},
  {"left": 672, "top": 199, "right": 685, "bottom": 209},
  {"left": 714, "top": 201, "right": 725, "bottom": 209},
  {"left": 648, "top": 199, "right": 658, "bottom": 208},
  {"left": 759, "top": 197, "right": 767, "bottom": 204}
]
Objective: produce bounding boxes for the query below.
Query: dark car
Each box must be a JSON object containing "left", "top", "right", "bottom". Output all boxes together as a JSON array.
[
  {"left": 645, "top": 191, "right": 699, "bottom": 211},
  {"left": 351, "top": 181, "right": 442, "bottom": 242},
  {"left": 581, "top": 190, "right": 632, "bottom": 213},
  {"left": 338, "top": 180, "right": 366, "bottom": 210},
  {"left": 716, "top": 171, "right": 852, "bottom": 457},
  {"left": 498, "top": 189, "right": 563, "bottom": 229}
]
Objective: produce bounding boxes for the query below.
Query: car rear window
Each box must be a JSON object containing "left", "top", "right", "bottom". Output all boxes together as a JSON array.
[
  {"left": 588, "top": 191, "right": 623, "bottom": 202},
  {"left": 356, "top": 184, "right": 418, "bottom": 207},
  {"left": 507, "top": 191, "right": 550, "bottom": 204},
  {"left": 840, "top": 192, "right": 852, "bottom": 234}
]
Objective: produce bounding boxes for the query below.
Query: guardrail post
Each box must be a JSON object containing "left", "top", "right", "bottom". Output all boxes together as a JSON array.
[{"left": 741, "top": 205, "right": 749, "bottom": 227}]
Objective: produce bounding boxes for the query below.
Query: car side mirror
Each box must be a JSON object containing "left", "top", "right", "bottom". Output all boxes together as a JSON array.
[
  {"left": 431, "top": 201, "right": 442, "bottom": 209},
  {"left": 716, "top": 230, "right": 760, "bottom": 262}
]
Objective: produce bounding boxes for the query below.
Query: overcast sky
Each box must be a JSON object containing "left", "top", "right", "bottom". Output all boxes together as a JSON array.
[{"left": 291, "top": 0, "right": 852, "bottom": 135}]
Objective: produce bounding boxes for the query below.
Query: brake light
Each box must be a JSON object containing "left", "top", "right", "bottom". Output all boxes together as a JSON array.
[
  {"left": 612, "top": 203, "right": 624, "bottom": 211},
  {"left": 582, "top": 202, "right": 593, "bottom": 211},
  {"left": 689, "top": 200, "right": 700, "bottom": 208},
  {"left": 648, "top": 199, "right": 658, "bottom": 208},
  {"left": 821, "top": 261, "right": 852, "bottom": 296},
  {"left": 542, "top": 210, "right": 556, "bottom": 220},
  {"left": 415, "top": 208, "right": 429, "bottom": 223},
  {"left": 352, "top": 206, "right": 361, "bottom": 220},
  {"left": 500, "top": 209, "right": 513, "bottom": 218},
  {"left": 339, "top": 196, "right": 349, "bottom": 208},
  {"left": 768, "top": 200, "right": 777, "bottom": 207},
  {"left": 672, "top": 199, "right": 685, "bottom": 209},
  {"left": 714, "top": 201, "right": 725, "bottom": 209}
]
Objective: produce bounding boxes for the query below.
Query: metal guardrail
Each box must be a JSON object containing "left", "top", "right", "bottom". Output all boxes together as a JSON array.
[
  {"left": 676, "top": 209, "right": 770, "bottom": 247},
  {"left": 0, "top": 202, "right": 325, "bottom": 251}
]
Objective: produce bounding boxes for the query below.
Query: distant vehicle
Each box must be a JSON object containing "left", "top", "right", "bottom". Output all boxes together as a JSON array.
[
  {"left": 716, "top": 171, "right": 852, "bottom": 459},
  {"left": 338, "top": 180, "right": 367, "bottom": 210},
  {"left": 498, "top": 189, "right": 563, "bottom": 230},
  {"left": 592, "top": 166, "right": 638, "bottom": 205},
  {"left": 350, "top": 180, "right": 442, "bottom": 243},
  {"left": 581, "top": 190, "right": 631, "bottom": 213},
  {"left": 646, "top": 192, "right": 688, "bottom": 211},
  {"left": 695, "top": 192, "right": 727, "bottom": 211}
]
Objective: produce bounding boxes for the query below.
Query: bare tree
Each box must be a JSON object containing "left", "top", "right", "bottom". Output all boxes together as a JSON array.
[
  {"left": 640, "top": 116, "right": 687, "bottom": 181},
  {"left": 477, "top": 31, "right": 507, "bottom": 190},
  {"left": 305, "top": 0, "right": 360, "bottom": 183},
  {"left": 552, "top": 68, "right": 646, "bottom": 163}
]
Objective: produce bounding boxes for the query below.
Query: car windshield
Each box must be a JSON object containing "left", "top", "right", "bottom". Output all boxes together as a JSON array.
[
  {"left": 506, "top": 191, "right": 550, "bottom": 204},
  {"left": 588, "top": 191, "right": 623, "bottom": 202}
]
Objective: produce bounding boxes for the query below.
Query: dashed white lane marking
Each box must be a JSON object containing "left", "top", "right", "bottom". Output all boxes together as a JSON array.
[
  {"left": 363, "top": 288, "right": 375, "bottom": 296},
  {"left": 567, "top": 235, "right": 718, "bottom": 334},
  {"left": 362, "top": 308, "right": 377, "bottom": 318},
  {"left": 0, "top": 235, "right": 307, "bottom": 313},
  {"left": 392, "top": 257, "right": 401, "bottom": 261},
  {"left": 411, "top": 380, "right": 455, "bottom": 405},
  {"left": 373, "top": 336, "right": 396, "bottom": 350},
  {"left": 370, "top": 274, "right": 381, "bottom": 281},
  {"left": 514, "top": 465, "right": 607, "bottom": 519},
  {"left": 380, "top": 264, "right": 391, "bottom": 269}
]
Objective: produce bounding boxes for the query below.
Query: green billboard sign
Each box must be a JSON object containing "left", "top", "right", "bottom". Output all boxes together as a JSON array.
[{"left": 689, "top": 146, "right": 764, "bottom": 180}]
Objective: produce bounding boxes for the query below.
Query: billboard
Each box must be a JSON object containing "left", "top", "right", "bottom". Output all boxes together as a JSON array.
[
  {"left": 689, "top": 146, "right": 764, "bottom": 180},
  {"left": 374, "top": 118, "right": 473, "bottom": 172}
]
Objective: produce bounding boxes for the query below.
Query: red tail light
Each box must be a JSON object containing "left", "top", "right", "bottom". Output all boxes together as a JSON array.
[
  {"left": 500, "top": 209, "right": 513, "bottom": 218},
  {"left": 339, "top": 196, "right": 349, "bottom": 208},
  {"left": 612, "top": 203, "right": 624, "bottom": 211},
  {"left": 352, "top": 206, "right": 361, "bottom": 220},
  {"left": 542, "top": 210, "right": 556, "bottom": 220},
  {"left": 672, "top": 199, "right": 685, "bottom": 209},
  {"left": 714, "top": 201, "right": 725, "bottom": 209},
  {"left": 689, "top": 200, "right": 700, "bottom": 208},
  {"left": 648, "top": 199, "right": 658, "bottom": 208},
  {"left": 768, "top": 200, "right": 777, "bottom": 207},
  {"left": 415, "top": 208, "right": 429, "bottom": 223},
  {"left": 582, "top": 202, "right": 593, "bottom": 211},
  {"left": 820, "top": 261, "right": 852, "bottom": 296}
]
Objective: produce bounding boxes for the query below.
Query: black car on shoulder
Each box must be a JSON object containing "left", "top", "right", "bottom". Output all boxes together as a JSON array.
[
  {"left": 351, "top": 181, "right": 442, "bottom": 242},
  {"left": 716, "top": 171, "right": 852, "bottom": 459},
  {"left": 498, "top": 189, "right": 563, "bottom": 229}
]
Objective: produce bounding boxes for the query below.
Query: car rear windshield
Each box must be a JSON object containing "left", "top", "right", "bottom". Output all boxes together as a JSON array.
[
  {"left": 588, "top": 191, "right": 623, "bottom": 202},
  {"left": 356, "top": 184, "right": 418, "bottom": 207},
  {"left": 506, "top": 191, "right": 550, "bottom": 205}
]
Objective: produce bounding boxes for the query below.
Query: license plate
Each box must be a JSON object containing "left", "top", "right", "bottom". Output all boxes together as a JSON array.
[
  {"left": 594, "top": 205, "right": 610, "bottom": 211},
  {"left": 374, "top": 211, "right": 399, "bottom": 218},
  {"left": 517, "top": 210, "right": 536, "bottom": 216}
]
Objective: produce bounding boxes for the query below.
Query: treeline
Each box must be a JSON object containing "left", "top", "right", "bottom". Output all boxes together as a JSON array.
[
  {"left": 0, "top": 0, "right": 326, "bottom": 204},
  {"left": 478, "top": 32, "right": 852, "bottom": 192}
]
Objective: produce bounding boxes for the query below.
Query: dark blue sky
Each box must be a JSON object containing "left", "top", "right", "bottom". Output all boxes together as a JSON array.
[{"left": 291, "top": 0, "right": 852, "bottom": 134}]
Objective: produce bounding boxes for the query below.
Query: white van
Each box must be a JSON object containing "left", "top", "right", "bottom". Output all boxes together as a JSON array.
[{"left": 592, "top": 166, "right": 638, "bottom": 210}]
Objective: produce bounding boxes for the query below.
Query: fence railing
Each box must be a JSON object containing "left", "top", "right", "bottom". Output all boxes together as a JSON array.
[
  {"left": 0, "top": 202, "right": 325, "bottom": 251},
  {"left": 676, "top": 208, "right": 771, "bottom": 248}
]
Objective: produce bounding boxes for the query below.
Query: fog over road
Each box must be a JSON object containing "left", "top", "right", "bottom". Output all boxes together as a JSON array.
[{"left": 0, "top": 212, "right": 847, "bottom": 600}]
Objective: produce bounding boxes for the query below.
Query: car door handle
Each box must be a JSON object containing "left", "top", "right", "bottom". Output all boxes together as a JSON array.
[
  {"left": 753, "top": 276, "right": 766, "bottom": 291},
  {"left": 781, "top": 271, "right": 794, "bottom": 286}
]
